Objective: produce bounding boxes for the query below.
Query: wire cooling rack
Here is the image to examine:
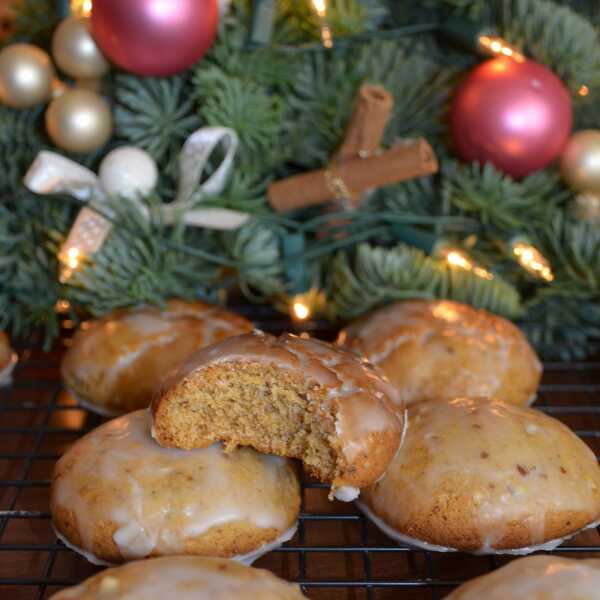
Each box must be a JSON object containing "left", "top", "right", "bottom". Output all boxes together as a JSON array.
[{"left": 1, "top": 303, "right": 600, "bottom": 599}]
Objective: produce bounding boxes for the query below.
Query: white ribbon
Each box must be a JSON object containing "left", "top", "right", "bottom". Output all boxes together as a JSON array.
[{"left": 23, "top": 127, "right": 249, "bottom": 272}]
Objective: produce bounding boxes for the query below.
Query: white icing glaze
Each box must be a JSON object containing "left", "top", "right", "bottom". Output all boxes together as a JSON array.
[
  {"left": 446, "top": 555, "right": 600, "bottom": 599},
  {"left": 50, "top": 556, "right": 307, "bottom": 600},
  {"left": 362, "top": 398, "right": 600, "bottom": 552},
  {"left": 0, "top": 352, "right": 17, "bottom": 386},
  {"left": 356, "top": 500, "right": 454, "bottom": 552},
  {"left": 161, "top": 332, "right": 403, "bottom": 493},
  {"left": 333, "top": 486, "right": 360, "bottom": 502},
  {"left": 234, "top": 523, "right": 297, "bottom": 565},
  {"left": 53, "top": 522, "right": 298, "bottom": 567},
  {"left": 52, "top": 410, "right": 299, "bottom": 562},
  {"left": 67, "top": 388, "right": 122, "bottom": 418},
  {"left": 358, "top": 500, "right": 600, "bottom": 556},
  {"left": 339, "top": 300, "right": 542, "bottom": 408},
  {"left": 53, "top": 525, "right": 116, "bottom": 567}
]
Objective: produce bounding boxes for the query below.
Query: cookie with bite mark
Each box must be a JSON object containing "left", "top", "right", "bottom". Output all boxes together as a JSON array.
[{"left": 152, "top": 332, "right": 404, "bottom": 501}]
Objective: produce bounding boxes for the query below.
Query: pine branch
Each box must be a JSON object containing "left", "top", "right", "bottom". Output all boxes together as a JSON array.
[
  {"left": 442, "top": 161, "right": 564, "bottom": 233},
  {"left": 0, "top": 193, "right": 73, "bottom": 348},
  {"left": 434, "top": 0, "right": 489, "bottom": 18},
  {"left": 65, "top": 199, "right": 224, "bottom": 315},
  {"left": 327, "top": 242, "right": 522, "bottom": 319},
  {"left": 114, "top": 75, "right": 201, "bottom": 182},
  {"left": 221, "top": 221, "right": 287, "bottom": 300},
  {"left": 366, "top": 176, "right": 441, "bottom": 217},
  {"left": 520, "top": 294, "right": 600, "bottom": 360},
  {"left": 498, "top": 0, "right": 600, "bottom": 92},
  {"left": 0, "top": 105, "right": 46, "bottom": 194},
  {"left": 194, "top": 69, "right": 289, "bottom": 177},
  {"left": 287, "top": 39, "right": 451, "bottom": 169},
  {"left": 538, "top": 213, "right": 600, "bottom": 293},
  {"left": 193, "top": 6, "right": 297, "bottom": 181},
  {"left": 276, "top": 0, "right": 389, "bottom": 43}
]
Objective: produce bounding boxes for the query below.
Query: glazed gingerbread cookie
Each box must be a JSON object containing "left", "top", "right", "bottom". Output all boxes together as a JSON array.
[
  {"left": 50, "top": 556, "right": 307, "bottom": 599},
  {"left": 360, "top": 397, "right": 600, "bottom": 553},
  {"left": 0, "top": 331, "right": 17, "bottom": 386},
  {"left": 51, "top": 410, "right": 300, "bottom": 565},
  {"left": 446, "top": 555, "right": 600, "bottom": 599},
  {"left": 61, "top": 299, "right": 253, "bottom": 415},
  {"left": 338, "top": 300, "right": 541, "bottom": 407},
  {"left": 152, "top": 332, "right": 404, "bottom": 501}
]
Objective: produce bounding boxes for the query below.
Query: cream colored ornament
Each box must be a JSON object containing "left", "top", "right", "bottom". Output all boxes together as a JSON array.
[
  {"left": 561, "top": 130, "right": 600, "bottom": 194},
  {"left": 0, "top": 44, "right": 54, "bottom": 108},
  {"left": 573, "top": 193, "right": 600, "bottom": 224},
  {"left": 99, "top": 147, "right": 158, "bottom": 200},
  {"left": 45, "top": 88, "right": 112, "bottom": 153},
  {"left": 52, "top": 16, "right": 110, "bottom": 80}
]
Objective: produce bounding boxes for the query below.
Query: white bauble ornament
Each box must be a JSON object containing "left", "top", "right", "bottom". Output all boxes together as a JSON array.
[{"left": 99, "top": 146, "right": 158, "bottom": 200}]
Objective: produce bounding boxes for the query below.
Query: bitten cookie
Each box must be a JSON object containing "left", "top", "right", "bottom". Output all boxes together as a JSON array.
[
  {"left": 50, "top": 556, "right": 307, "bottom": 599},
  {"left": 51, "top": 410, "right": 300, "bottom": 565},
  {"left": 446, "top": 555, "right": 600, "bottom": 599},
  {"left": 338, "top": 300, "right": 541, "bottom": 407},
  {"left": 152, "top": 332, "right": 404, "bottom": 501},
  {"left": 61, "top": 299, "right": 253, "bottom": 415},
  {"left": 0, "top": 331, "right": 17, "bottom": 386},
  {"left": 360, "top": 397, "right": 600, "bottom": 554}
]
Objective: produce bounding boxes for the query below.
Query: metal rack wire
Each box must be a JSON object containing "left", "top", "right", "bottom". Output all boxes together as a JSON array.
[{"left": 1, "top": 305, "right": 600, "bottom": 599}]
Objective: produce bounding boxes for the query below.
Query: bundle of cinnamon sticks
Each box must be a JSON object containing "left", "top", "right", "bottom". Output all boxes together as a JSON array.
[{"left": 268, "top": 84, "right": 439, "bottom": 213}]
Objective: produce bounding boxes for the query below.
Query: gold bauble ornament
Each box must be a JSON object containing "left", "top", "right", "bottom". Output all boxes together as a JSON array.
[
  {"left": 52, "top": 16, "right": 110, "bottom": 80},
  {"left": 572, "top": 193, "right": 600, "bottom": 224},
  {"left": 0, "top": 44, "right": 54, "bottom": 108},
  {"left": 45, "top": 89, "right": 112, "bottom": 153},
  {"left": 560, "top": 130, "right": 600, "bottom": 195}
]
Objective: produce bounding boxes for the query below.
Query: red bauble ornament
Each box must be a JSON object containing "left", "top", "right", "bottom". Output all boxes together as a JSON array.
[
  {"left": 450, "top": 58, "right": 572, "bottom": 178},
  {"left": 91, "top": 0, "right": 218, "bottom": 77}
]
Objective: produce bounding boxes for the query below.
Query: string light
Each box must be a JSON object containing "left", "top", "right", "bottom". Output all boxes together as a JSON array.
[
  {"left": 58, "top": 246, "right": 83, "bottom": 283},
  {"left": 70, "top": 0, "right": 92, "bottom": 17},
  {"left": 288, "top": 288, "right": 326, "bottom": 322},
  {"left": 292, "top": 299, "right": 311, "bottom": 321},
  {"left": 439, "top": 247, "right": 494, "bottom": 280},
  {"left": 478, "top": 35, "right": 525, "bottom": 62},
  {"left": 511, "top": 240, "right": 554, "bottom": 282},
  {"left": 310, "top": 0, "right": 333, "bottom": 48},
  {"left": 578, "top": 85, "right": 590, "bottom": 97},
  {"left": 55, "top": 299, "right": 71, "bottom": 313}
]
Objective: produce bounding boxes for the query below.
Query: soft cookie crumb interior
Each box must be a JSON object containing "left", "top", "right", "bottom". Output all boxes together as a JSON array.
[{"left": 155, "top": 362, "right": 342, "bottom": 482}]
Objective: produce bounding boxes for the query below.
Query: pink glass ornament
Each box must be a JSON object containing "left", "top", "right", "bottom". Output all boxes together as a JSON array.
[
  {"left": 450, "top": 58, "right": 572, "bottom": 178},
  {"left": 91, "top": 0, "right": 218, "bottom": 77}
]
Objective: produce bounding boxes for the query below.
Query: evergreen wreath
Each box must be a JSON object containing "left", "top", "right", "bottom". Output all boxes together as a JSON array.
[{"left": 2, "top": 0, "right": 600, "bottom": 360}]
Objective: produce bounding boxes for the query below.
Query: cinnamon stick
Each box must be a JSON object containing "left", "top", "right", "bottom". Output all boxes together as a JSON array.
[
  {"left": 268, "top": 138, "right": 439, "bottom": 213},
  {"left": 335, "top": 84, "right": 394, "bottom": 161}
]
